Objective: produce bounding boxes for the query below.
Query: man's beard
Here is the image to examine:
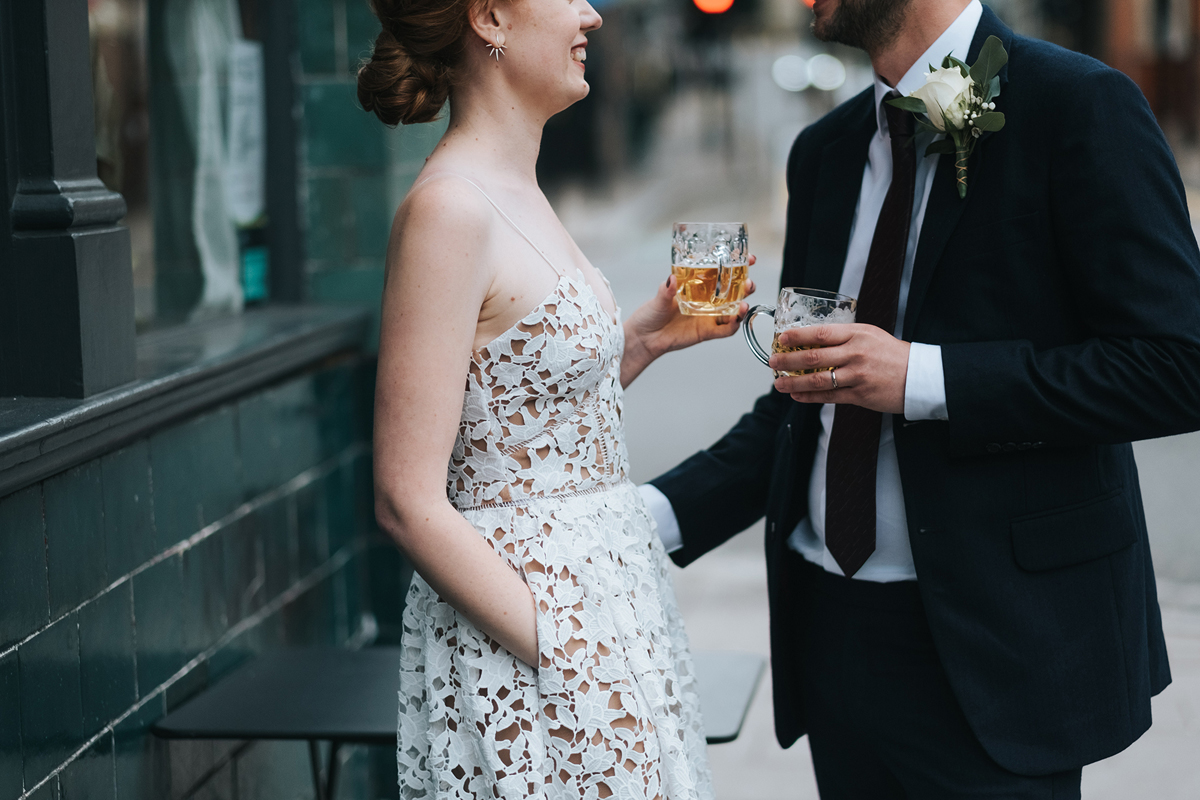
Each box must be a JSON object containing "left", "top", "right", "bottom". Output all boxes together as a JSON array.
[{"left": 812, "top": 0, "right": 913, "bottom": 54}]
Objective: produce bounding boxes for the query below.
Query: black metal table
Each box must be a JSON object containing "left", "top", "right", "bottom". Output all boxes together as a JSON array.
[{"left": 154, "top": 647, "right": 764, "bottom": 800}]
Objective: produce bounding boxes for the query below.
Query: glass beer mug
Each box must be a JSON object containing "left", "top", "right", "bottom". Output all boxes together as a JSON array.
[
  {"left": 743, "top": 287, "right": 857, "bottom": 377},
  {"left": 671, "top": 222, "right": 749, "bottom": 315}
]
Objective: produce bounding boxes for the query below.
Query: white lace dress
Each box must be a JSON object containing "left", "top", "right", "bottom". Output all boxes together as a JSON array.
[{"left": 395, "top": 182, "right": 713, "bottom": 800}]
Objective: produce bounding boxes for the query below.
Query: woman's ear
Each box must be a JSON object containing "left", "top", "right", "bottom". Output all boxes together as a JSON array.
[{"left": 468, "top": 0, "right": 507, "bottom": 51}]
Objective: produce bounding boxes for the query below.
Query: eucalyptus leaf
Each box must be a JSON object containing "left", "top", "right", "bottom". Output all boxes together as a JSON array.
[
  {"left": 925, "top": 138, "right": 957, "bottom": 156},
  {"left": 987, "top": 75, "right": 1001, "bottom": 101},
  {"left": 944, "top": 55, "right": 970, "bottom": 78},
  {"left": 970, "top": 35, "right": 1008, "bottom": 87},
  {"left": 972, "top": 111, "right": 1006, "bottom": 132},
  {"left": 916, "top": 118, "right": 941, "bottom": 135},
  {"left": 887, "top": 96, "right": 928, "bottom": 114}
]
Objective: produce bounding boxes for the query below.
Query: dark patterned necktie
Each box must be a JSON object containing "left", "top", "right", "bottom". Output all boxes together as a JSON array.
[{"left": 824, "top": 95, "right": 917, "bottom": 578}]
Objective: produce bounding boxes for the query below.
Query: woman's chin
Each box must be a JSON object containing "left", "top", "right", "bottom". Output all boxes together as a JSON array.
[{"left": 546, "top": 82, "right": 590, "bottom": 116}]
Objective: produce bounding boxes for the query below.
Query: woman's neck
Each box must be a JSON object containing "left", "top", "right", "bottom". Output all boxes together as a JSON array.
[{"left": 437, "top": 80, "right": 546, "bottom": 186}]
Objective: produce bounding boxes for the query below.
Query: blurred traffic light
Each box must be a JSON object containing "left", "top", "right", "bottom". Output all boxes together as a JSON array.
[{"left": 681, "top": 0, "right": 758, "bottom": 39}]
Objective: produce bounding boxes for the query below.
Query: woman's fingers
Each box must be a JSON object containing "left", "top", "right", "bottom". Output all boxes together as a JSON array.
[{"left": 711, "top": 304, "right": 748, "bottom": 333}]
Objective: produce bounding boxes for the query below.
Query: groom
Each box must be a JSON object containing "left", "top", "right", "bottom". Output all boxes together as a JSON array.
[{"left": 643, "top": 0, "right": 1200, "bottom": 796}]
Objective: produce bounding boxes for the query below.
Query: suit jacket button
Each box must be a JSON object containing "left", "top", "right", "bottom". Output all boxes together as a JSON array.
[
  {"left": 1003, "top": 442, "right": 1017, "bottom": 452},
  {"left": 986, "top": 443, "right": 1002, "bottom": 454}
]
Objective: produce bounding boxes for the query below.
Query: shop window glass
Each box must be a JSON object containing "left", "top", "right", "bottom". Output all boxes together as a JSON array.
[
  {"left": 90, "top": 0, "right": 154, "bottom": 324},
  {"left": 90, "top": 0, "right": 268, "bottom": 327}
]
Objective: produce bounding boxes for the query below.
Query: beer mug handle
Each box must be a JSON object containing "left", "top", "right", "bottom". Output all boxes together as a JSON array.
[
  {"left": 714, "top": 254, "right": 731, "bottom": 303},
  {"left": 743, "top": 305, "right": 775, "bottom": 366}
]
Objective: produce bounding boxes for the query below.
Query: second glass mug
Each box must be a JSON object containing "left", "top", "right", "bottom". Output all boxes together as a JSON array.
[{"left": 743, "top": 287, "right": 857, "bottom": 377}]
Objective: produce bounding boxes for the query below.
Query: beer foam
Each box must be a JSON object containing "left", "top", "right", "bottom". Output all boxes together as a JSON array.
[{"left": 781, "top": 306, "right": 855, "bottom": 329}]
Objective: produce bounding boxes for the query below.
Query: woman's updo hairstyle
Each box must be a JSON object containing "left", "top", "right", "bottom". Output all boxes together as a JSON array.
[{"left": 357, "top": 0, "right": 483, "bottom": 126}]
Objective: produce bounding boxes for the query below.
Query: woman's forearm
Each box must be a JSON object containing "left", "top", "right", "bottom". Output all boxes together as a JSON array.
[
  {"left": 620, "top": 320, "right": 662, "bottom": 388},
  {"left": 379, "top": 499, "right": 539, "bottom": 666}
]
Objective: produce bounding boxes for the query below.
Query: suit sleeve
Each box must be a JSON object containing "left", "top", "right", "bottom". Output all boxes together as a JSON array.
[
  {"left": 649, "top": 387, "right": 791, "bottom": 566},
  {"left": 942, "top": 66, "right": 1200, "bottom": 449}
]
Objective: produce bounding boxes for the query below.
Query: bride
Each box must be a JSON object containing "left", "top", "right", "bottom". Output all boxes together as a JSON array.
[{"left": 360, "top": 0, "right": 753, "bottom": 796}]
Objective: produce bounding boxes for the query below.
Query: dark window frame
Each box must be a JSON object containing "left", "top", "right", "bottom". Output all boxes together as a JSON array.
[{"left": 0, "top": 0, "right": 305, "bottom": 400}]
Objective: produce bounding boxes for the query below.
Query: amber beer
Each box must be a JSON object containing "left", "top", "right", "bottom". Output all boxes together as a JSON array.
[
  {"left": 671, "top": 222, "right": 749, "bottom": 316},
  {"left": 671, "top": 263, "right": 750, "bottom": 316},
  {"left": 744, "top": 288, "right": 857, "bottom": 377}
]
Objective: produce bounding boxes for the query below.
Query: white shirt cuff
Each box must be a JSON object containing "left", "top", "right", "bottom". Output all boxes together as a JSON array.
[
  {"left": 904, "top": 342, "right": 949, "bottom": 421},
  {"left": 639, "top": 483, "right": 683, "bottom": 553}
]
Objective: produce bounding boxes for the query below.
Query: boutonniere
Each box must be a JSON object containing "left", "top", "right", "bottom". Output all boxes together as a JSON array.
[{"left": 887, "top": 35, "right": 1009, "bottom": 198}]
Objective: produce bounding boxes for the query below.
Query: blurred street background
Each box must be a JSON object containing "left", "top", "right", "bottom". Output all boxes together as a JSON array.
[
  {"left": 76, "top": 0, "right": 1200, "bottom": 795},
  {"left": 550, "top": 2, "right": 1200, "bottom": 797}
]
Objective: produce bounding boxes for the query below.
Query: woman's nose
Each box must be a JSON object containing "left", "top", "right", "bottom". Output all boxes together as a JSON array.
[{"left": 580, "top": 1, "right": 602, "bottom": 32}]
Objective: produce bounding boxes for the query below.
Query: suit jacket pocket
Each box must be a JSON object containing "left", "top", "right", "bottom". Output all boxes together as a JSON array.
[{"left": 1010, "top": 489, "right": 1137, "bottom": 571}]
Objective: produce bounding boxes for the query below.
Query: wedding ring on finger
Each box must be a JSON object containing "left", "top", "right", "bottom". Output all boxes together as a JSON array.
[{"left": 830, "top": 369, "right": 839, "bottom": 390}]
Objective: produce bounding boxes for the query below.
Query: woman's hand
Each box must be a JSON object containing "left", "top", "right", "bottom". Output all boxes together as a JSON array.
[{"left": 620, "top": 256, "right": 757, "bottom": 387}]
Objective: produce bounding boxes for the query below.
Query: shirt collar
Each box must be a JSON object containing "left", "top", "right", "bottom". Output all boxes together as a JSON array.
[{"left": 873, "top": 0, "right": 984, "bottom": 135}]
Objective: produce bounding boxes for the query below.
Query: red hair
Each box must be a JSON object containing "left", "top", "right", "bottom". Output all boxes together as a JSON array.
[{"left": 356, "top": 0, "right": 486, "bottom": 126}]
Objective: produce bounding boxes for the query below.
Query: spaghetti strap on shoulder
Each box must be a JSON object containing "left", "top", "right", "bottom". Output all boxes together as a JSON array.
[{"left": 413, "top": 172, "right": 565, "bottom": 278}]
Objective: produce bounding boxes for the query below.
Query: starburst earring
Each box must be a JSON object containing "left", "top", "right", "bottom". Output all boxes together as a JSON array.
[{"left": 487, "top": 41, "right": 506, "bottom": 60}]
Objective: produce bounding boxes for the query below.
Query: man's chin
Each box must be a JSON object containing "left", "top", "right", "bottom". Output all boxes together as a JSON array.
[
  {"left": 811, "top": 19, "right": 835, "bottom": 44},
  {"left": 809, "top": 7, "right": 837, "bottom": 42}
]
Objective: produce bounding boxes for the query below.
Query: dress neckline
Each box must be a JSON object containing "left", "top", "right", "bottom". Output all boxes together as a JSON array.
[{"left": 472, "top": 271, "right": 619, "bottom": 359}]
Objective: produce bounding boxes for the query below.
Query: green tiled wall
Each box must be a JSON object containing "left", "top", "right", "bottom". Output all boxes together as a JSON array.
[
  {"left": 298, "top": 0, "right": 448, "bottom": 347},
  {"left": 0, "top": 356, "right": 405, "bottom": 800},
  {"left": 0, "top": 486, "right": 50, "bottom": 648}
]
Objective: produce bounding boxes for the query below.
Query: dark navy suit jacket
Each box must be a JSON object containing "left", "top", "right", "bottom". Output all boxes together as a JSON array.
[{"left": 652, "top": 8, "right": 1200, "bottom": 775}]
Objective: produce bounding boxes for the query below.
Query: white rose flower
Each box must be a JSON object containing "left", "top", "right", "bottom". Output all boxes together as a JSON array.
[{"left": 909, "top": 65, "right": 973, "bottom": 132}]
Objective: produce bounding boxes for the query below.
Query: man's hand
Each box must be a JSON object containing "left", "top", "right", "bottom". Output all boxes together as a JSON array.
[{"left": 769, "top": 323, "right": 910, "bottom": 414}]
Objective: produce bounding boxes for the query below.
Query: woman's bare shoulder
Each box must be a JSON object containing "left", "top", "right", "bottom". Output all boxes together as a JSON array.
[
  {"left": 387, "top": 173, "right": 499, "bottom": 288},
  {"left": 394, "top": 172, "right": 495, "bottom": 235}
]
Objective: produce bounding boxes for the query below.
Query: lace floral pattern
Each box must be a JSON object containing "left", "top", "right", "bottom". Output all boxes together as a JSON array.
[
  {"left": 398, "top": 274, "right": 713, "bottom": 800},
  {"left": 449, "top": 275, "right": 628, "bottom": 510}
]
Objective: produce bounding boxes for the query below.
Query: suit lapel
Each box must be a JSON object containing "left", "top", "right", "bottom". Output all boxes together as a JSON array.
[
  {"left": 804, "top": 92, "right": 875, "bottom": 293},
  {"left": 902, "top": 8, "right": 1014, "bottom": 340}
]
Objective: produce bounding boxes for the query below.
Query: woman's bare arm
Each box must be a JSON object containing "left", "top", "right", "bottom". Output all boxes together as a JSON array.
[{"left": 372, "top": 179, "right": 539, "bottom": 667}]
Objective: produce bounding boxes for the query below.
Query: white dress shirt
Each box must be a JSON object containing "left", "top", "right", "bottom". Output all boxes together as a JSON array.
[{"left": 642, "top": 0, "right": 983, "bottom": 582}]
